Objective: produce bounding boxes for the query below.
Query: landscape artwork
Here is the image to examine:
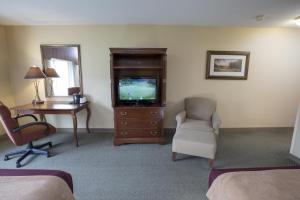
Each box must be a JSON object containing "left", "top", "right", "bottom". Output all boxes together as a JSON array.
[
  {"left": 213, "top": 59, "right": 243, "bottom": 72},
  {"left": 206, "top": 51, "right": 250, "bottom": 80}
]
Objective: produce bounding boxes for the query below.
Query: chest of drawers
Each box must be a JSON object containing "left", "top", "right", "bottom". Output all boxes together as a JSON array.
[{"left": 114, "top": 107, "right": 165, "bottom": 145}]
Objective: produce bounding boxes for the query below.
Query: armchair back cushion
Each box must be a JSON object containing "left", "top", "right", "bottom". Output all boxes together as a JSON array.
[{"left": 185, "top": 97, "right": 216, "bottom": 121}]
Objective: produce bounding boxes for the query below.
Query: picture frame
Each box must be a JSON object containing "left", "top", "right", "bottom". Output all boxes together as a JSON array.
[{"left": 206, "top": 51, "right": 250, "bottom": 80}]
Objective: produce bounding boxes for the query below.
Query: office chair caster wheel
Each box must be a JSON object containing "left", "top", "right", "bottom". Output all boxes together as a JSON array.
[
  {"left": 16, "top": 163, "right": 21, "bottom": 168},
  {"left": 47, "top": 153, "right": 51, "bottom": 158},
  {"left": 4, "top": 156, "right": 9, "bottom": 161}
]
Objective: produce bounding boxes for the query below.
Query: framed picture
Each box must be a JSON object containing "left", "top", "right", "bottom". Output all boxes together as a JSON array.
[{"left": 206, "top": 51, "right": 250, "bottom": 80}]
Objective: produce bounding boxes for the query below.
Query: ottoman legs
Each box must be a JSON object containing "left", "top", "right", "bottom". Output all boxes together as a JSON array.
[
  {"left": 209, "top": 159, "right": 214, "bottom": 168},
  {"left": 172, "top": 152, "right": 177, "bottom": 161},
  {"left": 172, "top": 151, "right": 214, "bottom": 167}
]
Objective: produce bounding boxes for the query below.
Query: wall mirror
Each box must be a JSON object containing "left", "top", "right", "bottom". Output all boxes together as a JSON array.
[{"left": 40, "top": 44, "right": 82, "bottom": 97}]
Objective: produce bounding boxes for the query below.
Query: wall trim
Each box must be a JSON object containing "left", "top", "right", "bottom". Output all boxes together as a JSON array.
[
  {"left": 56, "top": 128, "right": 115, "bottom": 133},
  {"left": 56, "top": 128, "right": 176, "bottom": 134},
  {"left": 56, "top": 127, "right": 292, "bottom": 134},
  {"left": 0, "top": 127, "right": 293, "bottom": 142},
  {"left": 220, "top": 127, "right": 293, "bottom": 133}
]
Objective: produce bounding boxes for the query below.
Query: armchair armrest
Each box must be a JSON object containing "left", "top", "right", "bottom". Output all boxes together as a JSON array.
[
  {"left": 14, "top": 114, "right": 38, "bottom": 122},
  {"left": 13, "top": 122, "right": 50, "bottom": 133},
  {"left": 176, "top": 110, "right": 186, "bottom": 128},
  {"left": 212, "top": 111, "right": 221, "bottom": 135}
]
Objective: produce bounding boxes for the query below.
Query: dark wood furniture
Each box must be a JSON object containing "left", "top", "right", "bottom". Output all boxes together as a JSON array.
[
  {"left": 110, "top": 48, "right": 167, "bottom": 145},
  {"left": 114, "top": 107, "right": 165, "bottom": 145},
  {"left": 11, "top": 101, "right": 91, "bottom": 147}
]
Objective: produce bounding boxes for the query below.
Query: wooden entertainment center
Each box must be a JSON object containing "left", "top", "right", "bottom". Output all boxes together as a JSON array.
[{"left": 110, "top": 48, "right": 167, "bottom": 145}]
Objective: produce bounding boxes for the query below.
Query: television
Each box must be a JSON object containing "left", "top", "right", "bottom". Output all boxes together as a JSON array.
[{"left": 118, "top": 77, "right": 158, "bottom": 105}]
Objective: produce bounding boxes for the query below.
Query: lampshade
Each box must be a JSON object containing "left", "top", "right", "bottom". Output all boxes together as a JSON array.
[
  {"left": 45, "top": 67, "right": 59, "bottom": 78},
  {"left": 24, "top": 66, "right": 46, "bottom": 79}
]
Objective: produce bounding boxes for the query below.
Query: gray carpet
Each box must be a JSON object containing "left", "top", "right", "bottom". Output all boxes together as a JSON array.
[{"left": 0, "top": 128, "right": 297, "bottom": 200}]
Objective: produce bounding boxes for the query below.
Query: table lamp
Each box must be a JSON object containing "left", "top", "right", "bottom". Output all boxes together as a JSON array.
[
  {"left": 45, "top": 67, "right": 59, "bottom": 96},
  {"left": 24, "top": 66, "right": 46, "bottom": 104}
]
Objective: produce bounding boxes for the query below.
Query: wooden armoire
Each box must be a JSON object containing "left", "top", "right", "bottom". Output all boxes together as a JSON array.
[{"left": 110, "top": 48, "right": 167, "bottom": 145}]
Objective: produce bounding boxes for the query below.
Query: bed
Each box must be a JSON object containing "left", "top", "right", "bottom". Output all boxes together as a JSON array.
[
  {"left": 207, "top": 166, "right": 300, "bottom": 200},
  {"left": 0, "top": 169, "right": 74, "bottom": 200}
]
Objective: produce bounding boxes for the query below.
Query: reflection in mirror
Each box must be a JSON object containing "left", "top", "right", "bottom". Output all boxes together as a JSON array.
[{"left": 41, "top": 45, "right": 82, "bottom": 97}]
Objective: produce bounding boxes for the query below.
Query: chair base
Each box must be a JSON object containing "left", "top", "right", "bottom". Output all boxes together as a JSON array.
[{"left": 4, "top": 141, "right": 52, "bottom": 168}]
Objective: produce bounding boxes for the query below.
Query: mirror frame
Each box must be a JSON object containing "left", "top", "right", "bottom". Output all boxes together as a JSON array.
[{"left": 40, "top": 44, "right": 83, "bottom": 97}]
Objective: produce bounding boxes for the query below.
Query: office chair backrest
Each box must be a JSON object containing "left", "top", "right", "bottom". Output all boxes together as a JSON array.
[
  {"left": 0, "top": 101, "right": 20, "bottom": 145},
  {"left": 68, "top": 87, "right": 80, "bottom": 95}
]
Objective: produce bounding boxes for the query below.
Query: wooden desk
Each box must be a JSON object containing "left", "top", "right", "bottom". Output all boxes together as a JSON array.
[{"left": 12, "top": 101, "right": 91, "bottom": 147}]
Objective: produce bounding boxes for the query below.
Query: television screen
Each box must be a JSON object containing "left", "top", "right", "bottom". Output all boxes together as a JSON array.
[{"left": 119, "top": 78, "right": 157, "bottom": 101}]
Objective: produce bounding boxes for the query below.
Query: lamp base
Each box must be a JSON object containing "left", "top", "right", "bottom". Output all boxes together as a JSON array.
[{"left": 32, "top": 100, "right": 44, "bottom": 104}]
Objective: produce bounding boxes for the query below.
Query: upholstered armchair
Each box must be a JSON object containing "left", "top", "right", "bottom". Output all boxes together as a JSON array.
[
  {"left": 172, "top": 97, "right": 221, "bottom": 167},
  {"left": 0, "top": 101, "right": 56, "bottom": 168},
  {"left": 175, "top": 97, "right": 221, "bottom": 135}
]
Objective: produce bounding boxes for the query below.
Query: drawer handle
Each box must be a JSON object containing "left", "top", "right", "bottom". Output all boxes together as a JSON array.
[
  {"left": 120, "top": 111, "right": 127, "bottom": 116},
  {"left": 120, "top": 131, "right": 128, "bottom": 136},
  {"left": 150, "top": 111, "right": 158, "bottom": 115},
  {"left": 150, "top": 131, "right": 159, "bottom": 136},
  {"left": 150, "top": 121, "right": 158, "bottom": 126},
  {"left": 121, "top": 121, "right": 128, "bottom": 126}
]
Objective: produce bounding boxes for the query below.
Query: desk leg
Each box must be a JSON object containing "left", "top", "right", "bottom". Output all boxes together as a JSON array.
[
  {"left": 71, "top": 112, "right": 79, "bottom": 147},
  {"left": 39, "top": 114, "right": 46, "bottom": 122},
  {"left": 86, "top": 106, "right": 91, "bottom": 133}
]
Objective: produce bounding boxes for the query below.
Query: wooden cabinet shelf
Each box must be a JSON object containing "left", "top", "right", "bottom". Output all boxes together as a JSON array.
[{"left": 110, "top": 48, "right": 167, "bottom": 145}]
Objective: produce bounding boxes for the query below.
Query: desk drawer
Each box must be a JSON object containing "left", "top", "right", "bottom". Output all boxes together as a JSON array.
[{"left": 115, "top": 107, "right": 162, "bottom": 119}]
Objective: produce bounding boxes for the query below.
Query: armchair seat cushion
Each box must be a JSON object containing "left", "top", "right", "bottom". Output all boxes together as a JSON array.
[
  {"left": 172, "top": 129, "right": 216, "bottom": 159},
  {"left": 19, "top": 124, "right": 56, "bottom": 145},
  {"left": 179, "top": 119, "right": 213, "bottom": 132}
]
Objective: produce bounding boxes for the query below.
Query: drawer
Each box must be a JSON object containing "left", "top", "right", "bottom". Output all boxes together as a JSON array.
[
  {"left": 116, "top": 129, "right": 162, "bottom": 138},
  {"left": 116, "top": 119, "right": 161, "bottom": 129},
  {"left": 115, "top": 107, "right": 162, "bottom": 119}
]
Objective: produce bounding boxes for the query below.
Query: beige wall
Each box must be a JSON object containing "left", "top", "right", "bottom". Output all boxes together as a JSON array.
[
  {"left": 4, "top": 25, "right": 300, "bottom": 128},
  {"left": 0, "top": 26, "right": 15, "bottom": 134}
]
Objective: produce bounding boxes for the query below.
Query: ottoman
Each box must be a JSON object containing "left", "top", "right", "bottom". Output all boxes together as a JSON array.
[{"left": 172, "top": 128, "right": 217, "bottom": 167}]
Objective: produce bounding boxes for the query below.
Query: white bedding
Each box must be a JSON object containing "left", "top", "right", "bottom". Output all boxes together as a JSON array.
[
  {"left": 207, "top": 169, "right": 300, "bottom": 200},
  {"left": 0, "top": 175, "right": 74, "bottom": 200}
]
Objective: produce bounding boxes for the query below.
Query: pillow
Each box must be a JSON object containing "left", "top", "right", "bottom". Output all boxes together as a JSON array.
[{"left": 185, "top": 97, "right": 216, "bottom": 121}]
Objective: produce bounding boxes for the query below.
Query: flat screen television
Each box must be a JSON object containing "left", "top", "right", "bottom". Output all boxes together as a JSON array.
[{"left": 118, "top": 77, "right": 158, "bottom": 105}]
